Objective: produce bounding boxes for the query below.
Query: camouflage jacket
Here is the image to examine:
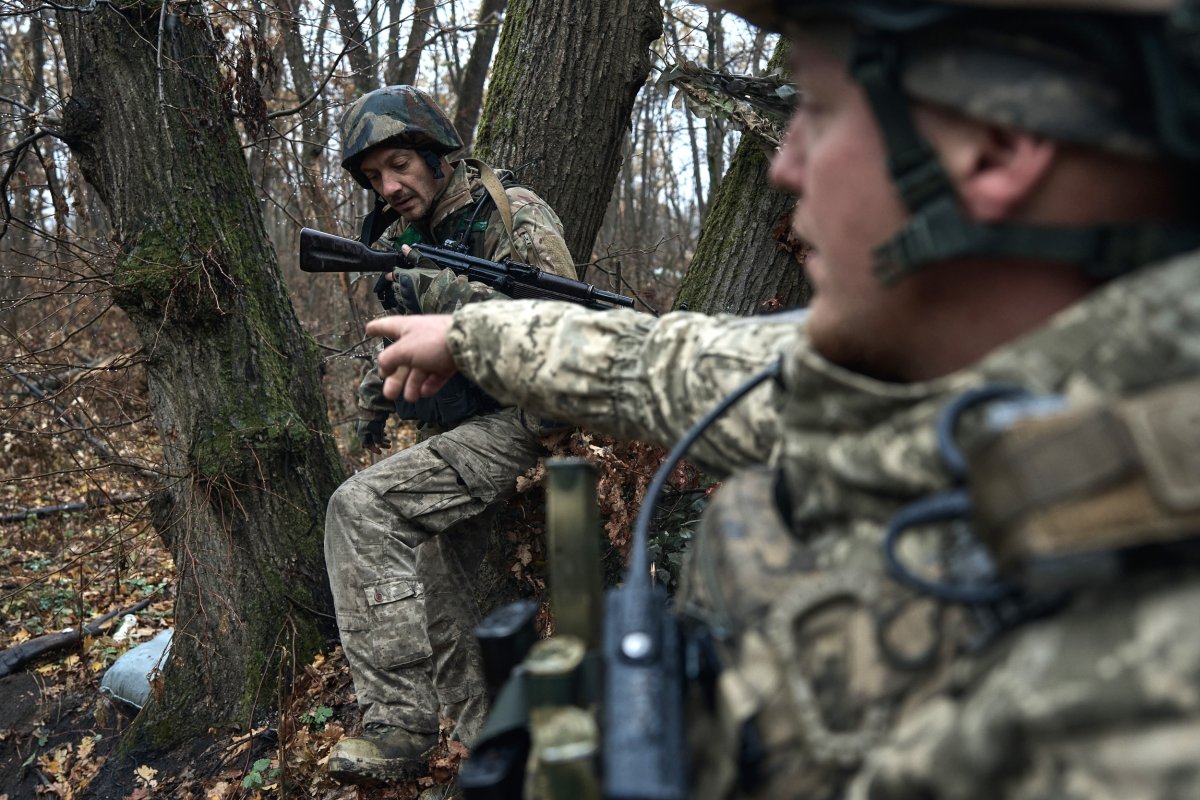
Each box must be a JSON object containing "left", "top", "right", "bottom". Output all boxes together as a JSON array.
[
  {"left": 359, "top": 160, "right": 575, "bottom": 419},
  {"left": 447, "top": 248, "right": 1200, "bottom": 799}
]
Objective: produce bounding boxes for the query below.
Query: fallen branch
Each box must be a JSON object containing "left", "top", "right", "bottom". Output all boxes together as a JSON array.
[
  {"left": 0, "top": 491, "right": 146, "bottom": 525},
  {"left": 0, "top": 595, "right": 157, "bottom": 679}
]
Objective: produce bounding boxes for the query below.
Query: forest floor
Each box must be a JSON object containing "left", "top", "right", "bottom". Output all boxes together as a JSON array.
[
  {"left": 0, "top": 349, "right": 473, "bottom": 800},
  {"left": 1, "top": 347, "right": 700, "bottom": 799}
]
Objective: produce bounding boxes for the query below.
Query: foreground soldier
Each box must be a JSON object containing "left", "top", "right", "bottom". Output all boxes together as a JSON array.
[
  {"left": 323, "top": 86, "right": 576, "bottom": 785},
  {"left": 368, "top": 3, "right": 1200, "bottom": 798}
]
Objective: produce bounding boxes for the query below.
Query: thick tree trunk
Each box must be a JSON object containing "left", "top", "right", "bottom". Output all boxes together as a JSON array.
[
  {"left": 452, "top": 0, "right": 506, "bottom": 151},
  {"left": 473, "top": 0, "right": 664, "bottom": 266},
  {"left": 675, "top": 42, "right": 810, "bottom": 315},
  {"left": 56, "top": 0, "right": 343, "bottom": 750}
]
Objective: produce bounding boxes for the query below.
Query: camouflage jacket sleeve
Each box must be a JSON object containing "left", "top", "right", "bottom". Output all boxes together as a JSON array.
[
  {"left": 447, "top": 301, "right": 800, "bottom": 475},
  {"left": 356, "top": 361, "right": 396, "bottom": 416},
  {"left": 482, "top": 186, "right": 577, "bottom": 279},
  {"left": 417, "top": 267, "right": 508, "bottom": 315}
]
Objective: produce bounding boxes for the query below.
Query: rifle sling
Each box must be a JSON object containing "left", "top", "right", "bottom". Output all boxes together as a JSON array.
[{"left": 464, "top": 158, "right": 518, "bottom": 254}]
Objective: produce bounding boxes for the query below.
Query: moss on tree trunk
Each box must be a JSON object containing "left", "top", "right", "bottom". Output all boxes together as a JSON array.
[
  {"left": 675, "top": 41, "right": 811, "bottom": 315},
  {"left": 473, "top": 0, "right": 664, "bottom": 267},
  {"left": 57, "top": 0, "right": 343, "bottom": 750}
]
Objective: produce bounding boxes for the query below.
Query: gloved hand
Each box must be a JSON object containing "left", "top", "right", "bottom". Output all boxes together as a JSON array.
[
  {"left": 424, "top": 271, "right": 501, "bottom": 311},
  {"left": 392, "top": 269, "right": 424, "bottom": 314},
  {"left": 384, "top": 247, "right": 442, "bottom": 314},
  {"left": 356, "top": 412, "right": 391, "bottom": 454}
]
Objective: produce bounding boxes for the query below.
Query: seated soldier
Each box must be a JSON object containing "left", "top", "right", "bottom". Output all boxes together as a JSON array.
[{"left": 323, "top": 85, "right": 576, "bottom": 785}]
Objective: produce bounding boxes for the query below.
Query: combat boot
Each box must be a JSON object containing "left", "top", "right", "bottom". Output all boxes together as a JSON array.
[{"left": 327, "top": 724, "right": 438, "bottom": 785}]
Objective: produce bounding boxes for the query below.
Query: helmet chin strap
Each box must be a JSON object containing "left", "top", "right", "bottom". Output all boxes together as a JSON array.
[
  {"left": 416, "top": 147, "right": 445, "bottom": 179},
  {"left": 848, "top": 29, "right": 1200, "bottom": 286}
]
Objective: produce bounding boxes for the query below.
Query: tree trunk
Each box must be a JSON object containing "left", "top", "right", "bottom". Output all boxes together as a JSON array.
[
  {"left": 278, "top": 0, "right": 337, "bottom": 230},
  {"left": 56, "top": 0, "right": 343, "bottom": 750},
  {"left": 331, "top": 0, "right": 378, "bottom": 91},
  {"left": 674, "top": 41, "right": 810, "bottom": 315},
  {"left": 473, "top": 0, "right": 664, "bottom": 266},
  {"left": 452, "top": 0, "right": 506, "bottom": 151},
  {"left": 395, "top": 0, "right": 434, "bottom": 86},
  {"left": 704, "top": 10, "right": 726, "bottom": 211},
  {"left": 384, "top": 0, "right": 406, "bottom": 85}
]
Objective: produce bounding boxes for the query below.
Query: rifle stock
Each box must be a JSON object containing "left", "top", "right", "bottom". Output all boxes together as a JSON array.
[{"left": 299, "top": 227, "right": 635, "bottom": 311}]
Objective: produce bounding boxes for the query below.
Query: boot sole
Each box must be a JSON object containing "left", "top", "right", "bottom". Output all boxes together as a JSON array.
[{"left": 326, "top": 747, "right": 435, "bottom": 787}]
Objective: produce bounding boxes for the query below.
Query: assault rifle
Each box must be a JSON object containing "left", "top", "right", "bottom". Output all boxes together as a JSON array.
[
  {"left": 459, "top": 362, "right": 783, "bottom": 800},
  {"left": 298, "top": 227, "right": 635, "bottom": 311}
]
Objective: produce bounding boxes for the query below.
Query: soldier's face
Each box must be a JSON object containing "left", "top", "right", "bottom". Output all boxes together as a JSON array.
[
  {"left": 359, "top": 146, "right": 447, "bottom": 222},
  {"left": 771, "top": 34, "right": 935, "bottom": 381}
]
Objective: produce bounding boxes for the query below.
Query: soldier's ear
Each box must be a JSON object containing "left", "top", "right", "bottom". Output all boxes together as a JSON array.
[{"left": 917, "top": 105, "right": 1056, "bottom": 223}]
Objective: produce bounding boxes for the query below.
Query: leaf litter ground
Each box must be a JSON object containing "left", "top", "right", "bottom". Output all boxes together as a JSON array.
[{"left": 1, "top": 354, "right": 705, "bottom": 800}]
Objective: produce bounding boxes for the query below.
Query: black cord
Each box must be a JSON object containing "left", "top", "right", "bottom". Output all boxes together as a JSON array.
[{"left": 627, "top": 358, "right": 784, "bottom": 586}]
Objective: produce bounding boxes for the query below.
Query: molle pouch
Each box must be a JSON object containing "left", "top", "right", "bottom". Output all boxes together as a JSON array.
[
  {"left": 393, "top": 373, "right": 501, "bottom": 426},
  {"left": 968, "top": 376, "right": 1200, "bottom": 593}
]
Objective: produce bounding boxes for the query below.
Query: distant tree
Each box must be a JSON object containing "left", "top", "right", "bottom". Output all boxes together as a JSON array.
[
  {"left": 675, "top": 41, "right": 810, "bottom": 314},
  {"left": 56, "top": 0, "right": 342, "bottom": 750},
  {"left": 473, "top": 0, "right": 665, "bottom": 265},
  {"left": 395, "top": 0, "right": 434, "bottom": 85},
  {"left": 332, "top": 0, "right": 379, "bottom": 91},
  {"left": 452, "top": 0, "right": 507, "bottom": 151}
]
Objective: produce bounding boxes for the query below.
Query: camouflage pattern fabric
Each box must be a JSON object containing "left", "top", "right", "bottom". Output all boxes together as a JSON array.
[
  {"left": 357, "top": 159, "right": 576, "bottom": 418},
  {"left": 446, "top": 246, "right": 1200, "bottom": 797},
  {"left": 402, "top": 159, "right": 577, "bottom": 283},
  {"left": 328, "top": 162, "right": 575, "bottom": 745},
  {"left": 325, "top": 408, "right": 548, "bottom": 739},
  {"left": 447, "top": 306, "right": 805, "bottom": 476}
]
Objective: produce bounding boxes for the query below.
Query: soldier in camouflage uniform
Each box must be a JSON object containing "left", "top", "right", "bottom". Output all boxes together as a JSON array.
[
  {"left": 324, "top": 86, "right": 577, "bottom": 785},
  {"left": 367, "top": 4, "right": 1200, "bottom": 799}
]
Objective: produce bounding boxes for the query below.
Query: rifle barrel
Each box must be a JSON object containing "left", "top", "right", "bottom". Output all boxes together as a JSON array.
[{"left": 299, "top": 228, "right": 637, "bottom": 311}]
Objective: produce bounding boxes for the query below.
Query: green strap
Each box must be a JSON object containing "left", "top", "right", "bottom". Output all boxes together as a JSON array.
[
  {"left": 851, "top": 32, "right": 956, "bottom": 214},
  {"left": 874, "top": 196, "right": 1200, "bottom": 285}
]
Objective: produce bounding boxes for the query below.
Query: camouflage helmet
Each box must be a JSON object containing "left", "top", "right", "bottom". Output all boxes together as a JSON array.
[
  {"left": 339, "top": 85, "right": 464, "bottom": 189},
  {"left": 705, "top": 0, "right": 1200, "bottom": 284},
  {"left": 705, "top": 0, "right": 1199, "bottom": 160}
]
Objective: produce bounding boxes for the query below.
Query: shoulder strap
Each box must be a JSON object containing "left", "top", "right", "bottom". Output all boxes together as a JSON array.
[
  {"left": 464, "top": 157, "right": 517, "bottom": 253},
  {"left": 968, "top": 376, "right": 1200, "bottom": 577},
  {"left": 360, "top": 195, "right": 401, "bottom": 246}
]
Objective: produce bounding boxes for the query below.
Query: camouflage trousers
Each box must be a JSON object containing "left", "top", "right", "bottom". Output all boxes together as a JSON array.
[{"left": 324, "top": 407, "right": 547, "bottom": 740}]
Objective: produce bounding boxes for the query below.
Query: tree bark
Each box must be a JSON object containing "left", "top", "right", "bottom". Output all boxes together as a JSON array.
[
  {"left": 704, "top": 10, "right": 726, "bottom": 211},
  {"left": 674, "top": 41, "right": 810, "bottom": 315},
  {"left": 473, "top": 0, "right": 664, "bottom": 266},
  {"left": 277, "top": 0, "right": 337, "bottom": 230},
  {"left": 395, "top": 0, "right": 434, "bottom": 86},
  {"left": 56, "top": 0, "right": 343, "bottom": 750},
  {"left": 452, "top": 0, "right": 506, "bottom": 151},
  {"left": 331, "top": 0, "right": 378, "bottom": 91},
  {"left": 384, "top": 0, "right": 406, "bottom": 85}
]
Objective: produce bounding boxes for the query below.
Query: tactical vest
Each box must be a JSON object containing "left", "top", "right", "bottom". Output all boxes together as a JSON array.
[{"left": 680, "top": 375, "right": 1200, "bottom": 799}]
